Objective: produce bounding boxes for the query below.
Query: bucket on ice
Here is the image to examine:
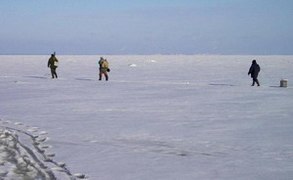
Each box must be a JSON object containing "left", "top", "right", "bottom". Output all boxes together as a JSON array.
[{"left": 280, "top": 79, "right": 288, "bottom": 87}]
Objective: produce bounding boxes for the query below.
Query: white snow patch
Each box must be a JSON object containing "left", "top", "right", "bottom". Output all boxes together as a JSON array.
[{"left": 1, "top": 55, "right": 293, "bottom": 179}]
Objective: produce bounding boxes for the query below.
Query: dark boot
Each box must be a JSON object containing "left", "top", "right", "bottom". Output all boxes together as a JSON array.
[{"left": 255, "top": 79, "right": 260, "bottom": 86}]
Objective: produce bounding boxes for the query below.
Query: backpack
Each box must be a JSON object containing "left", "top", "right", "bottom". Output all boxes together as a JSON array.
[
  {"left": 100, "top": 60, "right": 109, "bottom": 69},
  {"left": 54, "top": 60, "right": 59, "bottom": 67}
]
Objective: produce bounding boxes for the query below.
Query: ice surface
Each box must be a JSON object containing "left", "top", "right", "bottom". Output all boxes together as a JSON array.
[{"left": 0, "top": 55, "right": 293, "bottom": 179}]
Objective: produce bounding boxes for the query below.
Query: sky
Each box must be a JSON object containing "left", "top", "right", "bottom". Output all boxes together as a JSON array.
[{"left": 0, "top": 0, "right": 293, "bottom": 55}]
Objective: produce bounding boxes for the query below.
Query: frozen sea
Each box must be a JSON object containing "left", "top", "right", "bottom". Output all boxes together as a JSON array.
[{"left": 0, "top": 55, "right": 293, "bottom": 180}]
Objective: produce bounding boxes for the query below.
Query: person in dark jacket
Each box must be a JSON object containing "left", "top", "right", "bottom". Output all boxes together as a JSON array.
[
  {"left": 47, "top": 54, "right": 59, "bottom": 79},
  {"left": 248, "top": 60, "right": 260, "bottom": 86}
]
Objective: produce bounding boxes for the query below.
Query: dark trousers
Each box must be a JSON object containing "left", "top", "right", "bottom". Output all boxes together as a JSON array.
[
  {"left": 99, "top": 72, "right": 108, "bottom": 81},
  {"left": 252, "top": 78, "right": 260, "bottom": 86},
  {"left": 99, "top": 68, "right": 108, "bottom": 81},
  {"left": 50, "top": 68, "right": 58, "bottom": 79}
]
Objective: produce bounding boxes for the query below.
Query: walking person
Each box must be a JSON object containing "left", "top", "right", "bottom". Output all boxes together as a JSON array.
[
  {"left": 48, "top": 53, "right": 59, "bottom": 79},
  {"left": 248, "top": 59, "right": 260, "bottom": 86},
  {"left": 98, "top": 57, "right": 110, "bottom": 81}
]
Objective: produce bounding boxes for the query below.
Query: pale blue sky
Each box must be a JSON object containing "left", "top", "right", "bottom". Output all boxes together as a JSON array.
[{"left": 0, "top": 0, "right": 292, "bottom": 55}]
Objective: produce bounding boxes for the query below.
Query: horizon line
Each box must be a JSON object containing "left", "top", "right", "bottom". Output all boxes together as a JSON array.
[{"left": 1, "top": 53, "right": 293, "bottom": 56}]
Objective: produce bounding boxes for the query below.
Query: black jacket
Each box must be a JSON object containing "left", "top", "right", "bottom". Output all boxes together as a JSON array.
[
  {"left": 48, "top": 56, "right": 58, "bottom": 69},
  {"left": 248, "top": 62, "right": 260, "bottom": 78}
]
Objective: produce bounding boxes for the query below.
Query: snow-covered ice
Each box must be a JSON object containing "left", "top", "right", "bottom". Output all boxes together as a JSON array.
[{"left": 0, "top": 55, "right": 293, "bottom": 179}]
